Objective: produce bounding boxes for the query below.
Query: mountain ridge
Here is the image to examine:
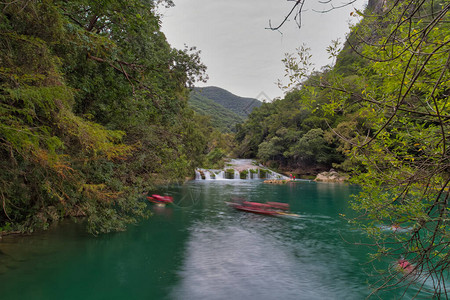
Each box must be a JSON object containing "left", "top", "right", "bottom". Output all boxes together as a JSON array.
[
  {"left": 192, "top": 86, "right": 262, "bottom": 117},
  {"left": 189, "top": 86, "right": 262, "bottom": 132}
]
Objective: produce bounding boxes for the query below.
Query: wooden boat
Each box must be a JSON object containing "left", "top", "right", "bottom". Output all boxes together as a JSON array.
[
  {"left": 226, "top": 200, "right": 295, "bottom": 216},
  {"left": 226, "top": 202, "right": 280, "bottom": 215},
  {"left": 242, "top": 201, "right": 273, "bottom": 209},
  {"left": 147, "top": 194, "right": 173, "bottom": 205}
]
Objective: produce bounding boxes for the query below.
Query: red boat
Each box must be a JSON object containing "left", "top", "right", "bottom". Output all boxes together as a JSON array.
[
  {"left": 243, "top": 201, "right": 273, "bottom": 209},
  {"left": 147, "top": 194, "right": 173, "bottom": 205},
  {"left": 226, "top": 201, "right": 280, "bottom": 215},
  {"left": 226, "top": 200, "right": 292, "bottom": 216},
  {"left": 266, "top": 202, "right": 289, "bottom": 210}
]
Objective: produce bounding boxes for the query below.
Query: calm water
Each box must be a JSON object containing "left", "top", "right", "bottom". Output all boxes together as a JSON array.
[{"left": 0, "top": 180, "right": 429, "bottom": 299}]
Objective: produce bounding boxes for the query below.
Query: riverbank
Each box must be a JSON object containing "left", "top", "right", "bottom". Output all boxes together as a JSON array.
[
  {"left": 315, "top": 169, "right": 349, "bottom": 182},
  {"left": 269, "top": 163, "right": 348, "bottom": 182}
]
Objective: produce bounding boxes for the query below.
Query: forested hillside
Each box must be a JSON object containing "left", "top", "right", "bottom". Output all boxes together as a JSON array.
[
  {"left": 0, "top": 0, "right": 213, "bottom": 234},
  {"left": 192, "top": 86, "right": 261, "bottom": 118},
  {"left": 234, "top": 84, "right": 346, "bottom": 176},
  {"left": 189, "top": 89, "right": 245, "bottom": 133}
]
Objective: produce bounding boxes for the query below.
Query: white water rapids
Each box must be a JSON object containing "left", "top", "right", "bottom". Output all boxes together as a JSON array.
[{"left": 195, "top": 159, "right": 288, "bottom": 180}]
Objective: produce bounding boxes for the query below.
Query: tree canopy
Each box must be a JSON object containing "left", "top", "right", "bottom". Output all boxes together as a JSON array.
[
  {"left": 0, "top": 0, "right": 210, "bottom": 234},
  {"left": 261, "top": 0, "right": 449, "bottom": 296},
  {"left": 234, "top": 73, "right": 346, "bottom": 175}
]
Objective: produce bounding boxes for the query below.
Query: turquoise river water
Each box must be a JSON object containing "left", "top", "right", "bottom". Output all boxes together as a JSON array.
[{"left": 0, "top": 180, "right": 433, "bottom": 299}]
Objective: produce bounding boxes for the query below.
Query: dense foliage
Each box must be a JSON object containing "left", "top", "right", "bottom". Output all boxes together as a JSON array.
[
  {"left": 341, "top": 1, "right": 449, "bottom": 296},
  {"left": 192, "top": 86, "right": 262, "bottom": 118},
  {"left": 189, "top": 89, "right": 245, "bottom": 133},
  {"left": 0, "top": 0, "right": 211, "bottom": 234},
  {"left": 235, "top": 69, "right": 347, "bottom": 175},
  {"left": 265, "top": 0, "right": 449, "bottom": 296}
]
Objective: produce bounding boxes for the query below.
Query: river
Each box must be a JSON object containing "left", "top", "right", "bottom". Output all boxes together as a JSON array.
[{"left": 0, "top": 180, "right": 430, "bottom": 299}]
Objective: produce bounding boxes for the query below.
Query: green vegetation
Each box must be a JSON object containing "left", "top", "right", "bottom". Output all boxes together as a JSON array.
[
  {"left": 234, "top": 84, "right": 344, "bottom": 175},
  {"left": 225, "top": 169, "right": 235, "bottom": 179},
  {"left": 260, "top": 0, "right": 449, "bottom": 296},
  {"left": 192, "top": 86, "right": 262, "bottom": 118},
  {"left": 340, "top": 2, "right": 449, "bottom": 295},
  {"left": 0, "top": 0, "right": 213, "bottom": 234},
  {"left": 258, "top": 169, "right": 268, "bottom": 179},
  {"left": 189, "top": 89, "right": 245, "bottom": 133}
]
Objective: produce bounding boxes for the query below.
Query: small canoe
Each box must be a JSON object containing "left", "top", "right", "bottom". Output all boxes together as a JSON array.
[
  {"left": 242, "top": 201, "right": 273, "bottom": 209},
  {"left": 226, "top": 201, "right": 295, "bottom": 217},
  {"left": 232, "top": 204, "right": 281, "bottom": 215},
  {"left": 241, "top": 201, "right": 289, "bottom": 210}
]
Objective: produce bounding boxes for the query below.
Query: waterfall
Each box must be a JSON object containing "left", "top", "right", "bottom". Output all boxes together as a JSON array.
[
  {"left": 266, "top": 170, "right": 289, "bottom": 180},
  {"left": 194, "top": 159, "right": 288, "bottom": 181},
  {"left": 216, "top": 171, "right": 225, "bottom": 180},
  {"left": 194, "top": 168, "right": 288, "bottom": 180}
]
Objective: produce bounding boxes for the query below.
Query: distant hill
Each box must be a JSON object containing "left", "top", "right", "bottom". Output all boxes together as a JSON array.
[
  {"left": 192, "top": 87, "right": 262, "bottom": 118},
  {"left": 189, "top": 86, "right": 262, "bottom": 133},
  {"left": 189, "top": 91, "right": 245, "bottom": 133},
  {"left": 189, "top": 86, "right": 262, "bottom": 132}
]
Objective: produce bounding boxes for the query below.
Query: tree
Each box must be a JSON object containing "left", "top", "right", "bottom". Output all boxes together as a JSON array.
[
  {"left": 257, "top": 136, "right": 285, "bottom": 162},
  {"left": 277, "top": 0, "right": 450, "bottom": 297},
  {"left": 235, "top": 86, "right": 343, "bottom": 173},
  {"left": 0, "top": 0, "right": 209, "bottom": 234},
  {"left": 284, "top": 128, "right": 335, "bottom": 164}
]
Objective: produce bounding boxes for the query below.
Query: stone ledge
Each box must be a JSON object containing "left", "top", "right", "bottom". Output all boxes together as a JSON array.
[{"left": 314, "top": 169, "right": 348, "bottom": 182}]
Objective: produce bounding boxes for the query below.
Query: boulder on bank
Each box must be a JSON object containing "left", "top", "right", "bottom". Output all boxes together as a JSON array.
[{"left": 314, "top": 169, "right": 348, "bottom": 182}]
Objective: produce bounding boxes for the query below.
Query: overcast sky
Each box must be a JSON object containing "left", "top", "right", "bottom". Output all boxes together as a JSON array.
[{"left": 160, "top": 0, "right": 367, "bottom": 101}]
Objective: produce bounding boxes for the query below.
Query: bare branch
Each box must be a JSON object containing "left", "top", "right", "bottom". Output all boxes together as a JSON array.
[{"left": 266, "top": 0, "right": 304, "bottom": 31}]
